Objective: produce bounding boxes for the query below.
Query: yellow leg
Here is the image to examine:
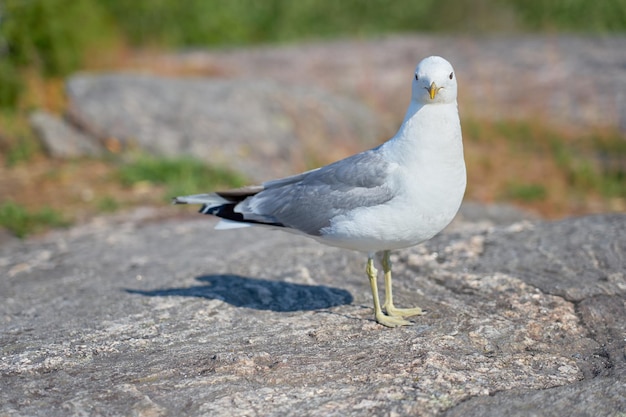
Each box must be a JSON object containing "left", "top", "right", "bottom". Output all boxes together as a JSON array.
[
  {"left": 382, "top": 250, "right": 423, "bottom": 318},
  {"left": 367, "top": 256, "right": 411, "bottom": 327}
]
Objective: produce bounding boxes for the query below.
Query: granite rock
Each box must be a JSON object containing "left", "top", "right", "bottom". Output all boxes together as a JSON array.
[
  {"left": 65, "top": 75, "right": 383, "bottom": 181},
  {"left": 1, "top": 207, "right": 624, "bottom": 416}
]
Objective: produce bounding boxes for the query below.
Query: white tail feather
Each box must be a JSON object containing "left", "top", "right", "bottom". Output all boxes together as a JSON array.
[
  {"left": 214, "top": 219, "right": 251, "bottom": 230},
  {"left": 172, "top": 193, "right": 229, "bottom": 206}
]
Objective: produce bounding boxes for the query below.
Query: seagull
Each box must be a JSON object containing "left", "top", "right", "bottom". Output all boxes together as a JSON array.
[{"left": 174, "top": 56, "right": 466, "bottom": 327}]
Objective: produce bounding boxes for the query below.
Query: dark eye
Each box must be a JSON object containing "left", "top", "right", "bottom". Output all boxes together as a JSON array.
[
  {"left": 415, "top": 74, "right": 419, "bottom": 81},
  {"left": 449, "top": 72, "right": 454, "bottom": 80}
]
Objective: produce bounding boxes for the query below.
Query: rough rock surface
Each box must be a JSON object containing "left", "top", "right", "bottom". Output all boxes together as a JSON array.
[
  {"left": 65, "top": 75, "right": 383, "bottom": 181},
  {"left": 1, "top": 206, "right": 624, "bottom": 416}
]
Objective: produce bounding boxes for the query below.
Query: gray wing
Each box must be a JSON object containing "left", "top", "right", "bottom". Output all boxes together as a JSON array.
[{"left": 237, "top": 149, "right": 396, "bottom": 235}]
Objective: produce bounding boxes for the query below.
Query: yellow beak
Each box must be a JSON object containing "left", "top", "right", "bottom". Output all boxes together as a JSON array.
[{"left": 427, "top": 81, "right": 439, "bottom": 100}]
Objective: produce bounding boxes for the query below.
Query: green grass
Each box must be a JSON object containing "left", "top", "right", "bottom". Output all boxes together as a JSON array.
[
  {"left": 102, "top": 0, "right": 626, "bottom": 47},
  {"left": 501, "top": 182, "right": 547, "bottom": 202},
  {"left": 0, "top": 111, "right": 42, "bottom": 165},
  {"left": 96, "top": 196, "right": 121, "bottom": 213},
  {"left": 0, "top": 0, "right": 119, "bottom": 108},
  {"left": 511, "top": 0, "right": 626, "bottom": 32},
  {"left": 0, "top": 201, "right": 69, "bottom": 238},
  {"left": 548, "top": 133, "right": 626, "bottom": 199},
  {"left": 117, "top": 155, "right": 247, "bottom": 200},
  {"left": 1, "top": 0, "right": 117, "bottom": 76},
  {"left": 465, "top": 118, "right": 626, "bottom": 208},
  {"left": 4, "top": 137, "right": 41, "bottom": 166},
  {"left": 0, "top": 60, "right": 23, "bottom": 108}
]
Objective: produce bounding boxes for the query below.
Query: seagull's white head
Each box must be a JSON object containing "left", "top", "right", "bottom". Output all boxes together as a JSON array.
[{"left": 412, "top": 56, "right": 457, "bottom": 105}]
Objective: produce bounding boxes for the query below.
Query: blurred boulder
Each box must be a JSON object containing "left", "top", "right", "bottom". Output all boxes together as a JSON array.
[
  {"left": 65, "top": 74, "right": 385, "bottom": 181},
  {"left": 29, "top": 110, "right": 104, "bottom": 158}
]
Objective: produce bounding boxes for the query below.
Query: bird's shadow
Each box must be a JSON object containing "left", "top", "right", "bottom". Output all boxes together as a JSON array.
[{"left": 126, "top": 274, "right": 353, "bottom": 312}]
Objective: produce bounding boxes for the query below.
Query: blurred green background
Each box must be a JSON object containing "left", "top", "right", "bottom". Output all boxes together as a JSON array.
[{"left": 0, "top": 0, "right": 625, "bottom": 237}]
